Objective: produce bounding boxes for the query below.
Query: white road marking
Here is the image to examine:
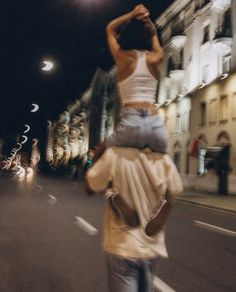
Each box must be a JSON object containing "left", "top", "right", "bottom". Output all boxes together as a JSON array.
[
  {"left": 75, "top": 216, "right": 98, "bottom": 236},
  {"left": 36, "top": 184, "right": 43, "bottom": 193},
  {"left": 48, "top": 194, "right": 58, "bottom": 205},
  {"left": 194, "top": 220, "right": 236, "bottom": 237},
  {"left": 153, "top": 276, "right": 176, "bottom": 292}
]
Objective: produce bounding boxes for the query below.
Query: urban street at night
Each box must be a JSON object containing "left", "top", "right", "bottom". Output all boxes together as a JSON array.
[
  {"left": 1, "top": 0, "right": 236, "bottom": 291},
  {"left": 0, "top": 176, "right": 235, "bottom": 292}
]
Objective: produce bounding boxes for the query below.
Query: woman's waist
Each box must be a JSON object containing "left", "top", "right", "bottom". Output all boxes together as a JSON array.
[
  {"left": 123, "top": 101, "right": 154, "bottom": 109},
  {"left": 122, "top": 102, "right": 159, "bottom": 116}
]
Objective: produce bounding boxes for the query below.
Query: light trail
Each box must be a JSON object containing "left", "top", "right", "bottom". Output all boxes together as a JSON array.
[
  {"left": 153, "top": 276, "right": 176, "bottom": 292},
  {"left": 48, "top": 194, "right": 58, "bottom": 205},
  {"left": 75, "top": 216, "right": 98, "bottom": 236},
  {"left": 194, "top": 220, "right": 236, "bottom": 237}
]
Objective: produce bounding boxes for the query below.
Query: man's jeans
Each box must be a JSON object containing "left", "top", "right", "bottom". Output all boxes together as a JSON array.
[{"left": 107, "top": 253, "right": 159, "bottom": 292}]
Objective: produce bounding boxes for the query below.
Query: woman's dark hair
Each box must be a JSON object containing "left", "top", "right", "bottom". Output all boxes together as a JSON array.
[{"left": 118, "top": 19, "right": 155, "bottom": 51}]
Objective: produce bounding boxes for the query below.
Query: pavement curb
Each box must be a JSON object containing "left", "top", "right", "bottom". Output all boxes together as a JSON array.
[{"left": 177, "top": 197, "right": 236, "bottom": 215}]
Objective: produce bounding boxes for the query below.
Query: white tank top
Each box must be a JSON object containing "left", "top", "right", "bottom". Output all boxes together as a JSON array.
[{"left": 118, "top": 50, "right": 158, "bottom": 105}]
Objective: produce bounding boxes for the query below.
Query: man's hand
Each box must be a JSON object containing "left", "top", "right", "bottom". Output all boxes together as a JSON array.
[
  {"left": 84, "top": 172, "right": 94, "bottom": 194},
  {"left": 145, "top": 194, "right": 174, "bottom": 237},
  {"left": 109, "top": 195, "right": 140, "bottom": 228},
  {"left": 145, "top": 201, "right": 172, "bottom": 237},
  {"left": 94, "top": 142, "right": 106, "bottom": 163}
]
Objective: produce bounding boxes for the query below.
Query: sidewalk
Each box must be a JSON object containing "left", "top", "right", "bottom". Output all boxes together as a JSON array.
[{"left": 178, "top": 189, "right": 236, "bottom": 214}]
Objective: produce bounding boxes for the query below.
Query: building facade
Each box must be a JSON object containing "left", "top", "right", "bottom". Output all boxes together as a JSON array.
[{"left": 156, "top": 0, "right": 236, "bottom": 193}]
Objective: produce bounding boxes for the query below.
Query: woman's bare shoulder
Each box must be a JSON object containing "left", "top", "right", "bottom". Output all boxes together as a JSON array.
[{"left": 116, "top": 49, "right": 137, "bottom": 64}]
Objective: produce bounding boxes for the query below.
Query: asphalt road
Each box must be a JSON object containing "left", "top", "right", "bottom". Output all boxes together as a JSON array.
[{"left": 0, "top": 175, "right": 235, "bottom": 292}]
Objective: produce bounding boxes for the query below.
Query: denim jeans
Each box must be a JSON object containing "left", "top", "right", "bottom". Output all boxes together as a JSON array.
[
  {"left": 107, "top": 253, "right": 159, "bottom": 292},
  {"left": 105, "top": 108, "right": 168, "bottom": 153}
]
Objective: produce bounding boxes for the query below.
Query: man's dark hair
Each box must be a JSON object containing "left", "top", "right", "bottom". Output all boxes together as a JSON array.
[{"left": 118, "top": 19, "right": 155, "bottom": 51}]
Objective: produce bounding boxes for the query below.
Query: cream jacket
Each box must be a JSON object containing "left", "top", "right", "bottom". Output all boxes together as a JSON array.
[{"left": 87, "top": 147, "right": 183, "bottom": 259}]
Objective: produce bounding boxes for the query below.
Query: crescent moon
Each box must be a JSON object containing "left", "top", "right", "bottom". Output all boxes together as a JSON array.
[
  {"left": 21, "top": 135, "right": 28, "bottom": 144},
  {"left": 31, "top": 104, "right": 39, "bottom": 113},
  {"left": 24, "top": 124, "right": 31, "bottom": 133},
  {"left": 42, "top": 61, "right": 54, "bottom": 72}
]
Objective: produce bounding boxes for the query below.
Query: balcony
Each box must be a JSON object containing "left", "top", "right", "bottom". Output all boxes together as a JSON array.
[
  {"left": 167, "top": 53, "right": 185, "bottom": 80},
  {"left": 213, "top": 9, "right": 232, "bottom": 52},
  {"left": 211, "top": 0, "right": 231, "bottom": 11},
  {"left": 168, "top": 24, "right": 186, "bottom": 51},
  {"left": 169, "top": 70, "right": 185, "bottom": 80}
]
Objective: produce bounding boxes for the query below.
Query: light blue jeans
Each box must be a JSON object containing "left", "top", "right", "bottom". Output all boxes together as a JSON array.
[
  {"left": 106, "top": 108, "right": 168, "bottom": 153},
  {"left": 107, "top": 253, "right": 159, "bottom": 292}
]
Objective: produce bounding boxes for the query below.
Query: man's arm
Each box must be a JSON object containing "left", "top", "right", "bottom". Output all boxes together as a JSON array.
[
  {"left": 85, "top": 149, "right": 112, "bottom": 194},
  {"left": 145, "top": 192, "right": 174, "bottom": 237},
  {"left": 84, "top": 172, "right": 94, "bottom": 194}
]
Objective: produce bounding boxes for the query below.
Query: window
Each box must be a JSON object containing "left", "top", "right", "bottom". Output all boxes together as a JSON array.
[
  {"left": 202, "top": 25, "right": 210, "bottom": 44},
  {"left": 202, "top": 64, "right": 209, "bottom": 83},
  {"left": 174, "top": 152, "right": 181, "bottom": 172},
  {"left": 182, "top": 112, "right": 189, "bottom": 132},
  {"left": 199, "top": 102, "right": 207, "bottom": 125},
  {"left": 175, "top": 114, "right": 181, "bottom": 134},
  {"left": 209, "top": 99, "right": 218, "bottom": 123},
  {"left": 169, "top": 115, "right": 175, "bottom": 134},
  {"left": 232, "top": 93, "right": 236, "bottom": 119},
  {"left": 174, "top": 142, "right": 182, "bottom": 172},
  {"left": 219, "top": 95, "right": 229, "bottom": 122},
  {"left": 222, "top": 56, "right": 231, "bottom": 73},
  {"left": 198, "top": 148, "right": 207, "bottom": 175}
]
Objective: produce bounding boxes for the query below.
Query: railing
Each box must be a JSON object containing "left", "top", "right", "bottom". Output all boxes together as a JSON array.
[{"left": 194, "top": 0, "right": 211, "bottom": 12}]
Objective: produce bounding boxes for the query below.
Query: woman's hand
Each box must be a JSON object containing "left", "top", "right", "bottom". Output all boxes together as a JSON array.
[{"left": 132, "top": 4, "right": 150, "bottom": 21}]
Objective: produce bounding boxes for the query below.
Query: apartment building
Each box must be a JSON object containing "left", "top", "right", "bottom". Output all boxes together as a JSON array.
[{"left": 156, "top": 0, "right": 236, "bottom": 193}]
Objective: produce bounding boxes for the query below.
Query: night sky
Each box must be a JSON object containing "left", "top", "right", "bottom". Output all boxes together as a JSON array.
[{"left": 1, "top": 0, "right": 173, "bottom": 150}]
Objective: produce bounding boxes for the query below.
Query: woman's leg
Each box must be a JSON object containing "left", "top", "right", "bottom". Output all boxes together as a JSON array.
[{"left": 145, "top": 115, "right": 168, "bottom": 153}]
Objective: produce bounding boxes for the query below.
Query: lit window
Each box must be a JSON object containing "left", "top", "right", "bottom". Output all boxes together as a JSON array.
[
  {"left": 198, "top": 148, "right": 207, "bottom": 175},
  {"left": 175, "top": 114, "right": 181, "bottom": 134}
]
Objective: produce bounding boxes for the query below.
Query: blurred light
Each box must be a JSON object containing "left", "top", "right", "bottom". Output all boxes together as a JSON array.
[
  {"left": 31, "top": 104, "right": 39, "bottom": 113},
  {"left": 16, "top": 143, "right": 22, "bottom": 151},
  {"left": 220, "top": 73, "right": 228, "bottom": 80},
  {"left": 16, "top": 166, "right": 26, "bottom": 181},
  {"left": 199, "top": 82, "right": 205, "bottom": 89},
  {"left": 24, "top": 124, "right": 30, "bottom": 133},
  {"left": 41, "top": 60, "right": 54, "bottom": 72},
  {"left": 21, "top": 135, "right": 28, "bottom": 144},
  {"left": 26, "top": 167, "right": 34, "bottom": 181}
]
